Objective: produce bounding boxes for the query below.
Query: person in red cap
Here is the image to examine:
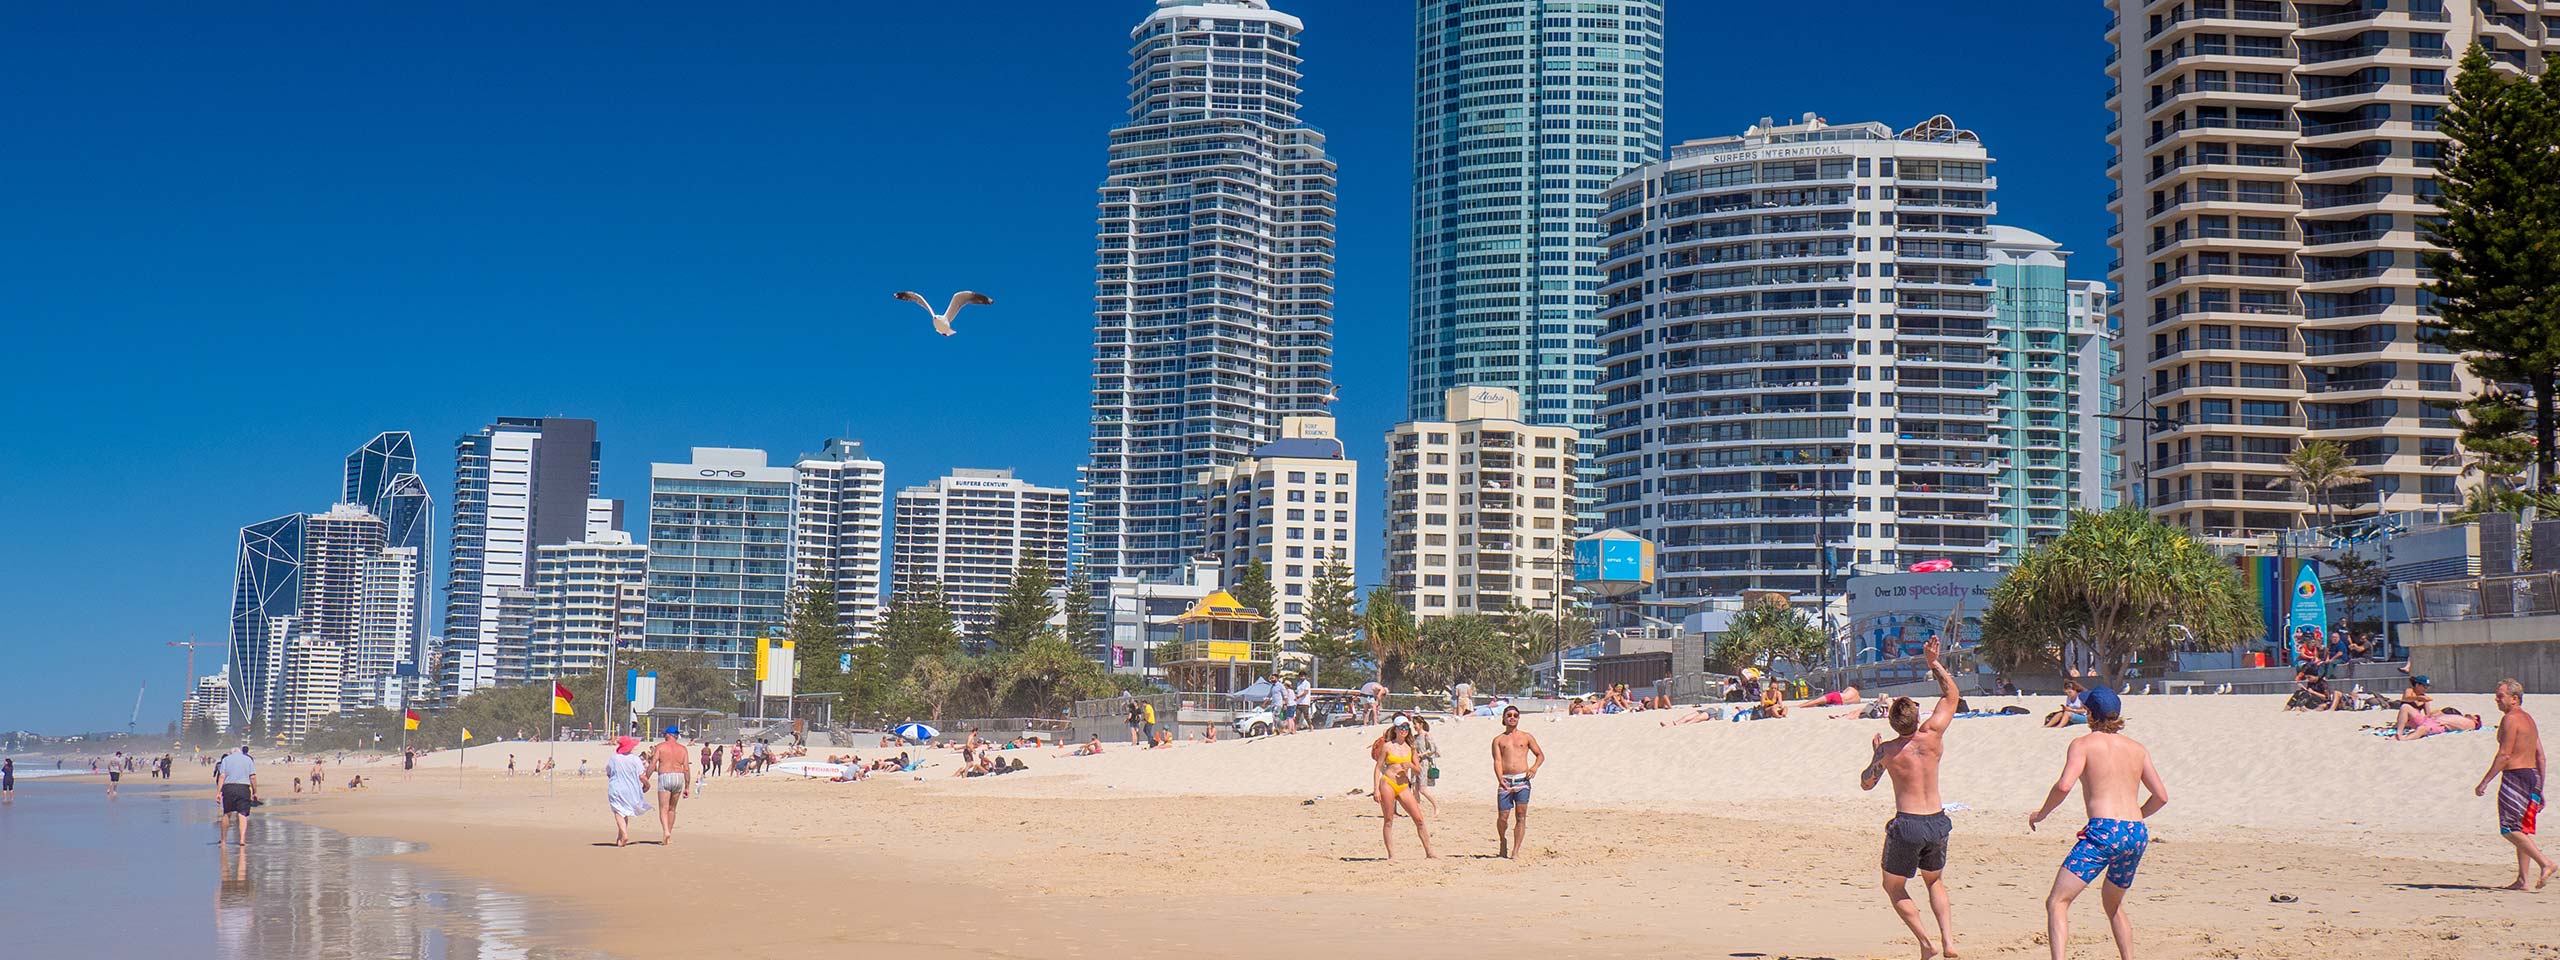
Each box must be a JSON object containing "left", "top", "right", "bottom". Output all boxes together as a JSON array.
[{"left": 605, "top": 736, "right": 651, "bottom": 847}]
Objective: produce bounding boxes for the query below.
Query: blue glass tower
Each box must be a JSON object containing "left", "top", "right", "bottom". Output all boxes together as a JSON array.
[
  {"left": 347, "top": 431, "right": 434, "bottom": 672},
  {"left": 228, "top": 513, "right": 304, "bottom": 733}
]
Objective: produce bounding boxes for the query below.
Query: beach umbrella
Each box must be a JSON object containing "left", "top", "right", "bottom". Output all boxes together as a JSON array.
[{"left": 893, "top": 722, "right": 939, "bottom": 743}]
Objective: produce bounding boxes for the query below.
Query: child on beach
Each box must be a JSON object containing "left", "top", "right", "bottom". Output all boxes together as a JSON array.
[{"left": 2029, "top": 687, "right": 2169, "bottom": 960}]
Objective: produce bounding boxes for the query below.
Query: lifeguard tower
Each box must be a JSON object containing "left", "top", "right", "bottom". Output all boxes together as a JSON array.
[{"left": 1162, "top": 590, "right": 1272, "bottom": 693}]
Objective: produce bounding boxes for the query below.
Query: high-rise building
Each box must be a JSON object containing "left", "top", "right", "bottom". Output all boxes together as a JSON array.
[
  {"left": 1408, "top": 0, "right": 1665, "bottom": 457},
  {"left": 278, "top": 636, "right": 346, "bottom": 746},
  {"left": 444, "top": 417, "right": 600, "bottom": 692},
  {"left": 2101, "top": 5, "right": 2535, "bottom": 538},
  {"left": 347, "top": 545, "right": 420, "bottom": 711},
  {"left": 644, "top": 448, "right": 795, "bottom": 670},
  {"left": 791, "top": 439, "right": 887, "bottom": 638},
  {"left": 1386, "top": 387, "right": 1580, "bottom": 621},
  {"left": 345, "top": 432, "right": 433, "bottom": 677},
  {"left": 1594, "top": 114, "right": 2004, "bottom": 601},
  {"left": 1083, "top": 0, "right": 1337, "bottom": 585},
  {"left": 182, "top": 671, "right": 230, "bottom": 736},
  {"left": 1196, "top": 417, "right": 1357, "bottom": 639},
  {"left": 891, "top": 469, "right": 1072, "bottom": 635},
  {"left": 1984, "top": 228, "right": 2121, "bottom": 565},
  {"left": 2074, "top": 279, "right": 2125, "bottom": 514},
  {"left": 228, "top": 513, "right": 303, "bottom": 733},
  {"left": 531, "top": 531, "right": 648, "bottom": 680}
]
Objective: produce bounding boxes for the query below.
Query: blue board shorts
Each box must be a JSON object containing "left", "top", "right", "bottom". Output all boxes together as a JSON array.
[
  {"left": 1497, "top": 774, "right": 1532, "bottom": 812},
  {"left": 2063, "top": 817, "right": 2151, "bottom": 888}
]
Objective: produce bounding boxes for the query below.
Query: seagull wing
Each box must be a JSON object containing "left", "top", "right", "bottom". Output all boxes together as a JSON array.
[
  {"left": 938, "top": 291, "right": 992, "bottom": 336},
  {"left": 893, "top": 291, "right": 934, "bottom": 320}
]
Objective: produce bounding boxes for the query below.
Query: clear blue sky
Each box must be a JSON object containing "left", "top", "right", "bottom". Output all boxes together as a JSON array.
[{"left": 0, "top": 1, "right": 2105, "bottom": 733}]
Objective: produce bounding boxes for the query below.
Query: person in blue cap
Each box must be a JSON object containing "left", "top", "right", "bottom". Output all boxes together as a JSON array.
[
  {"left": 644, "top": 725, "right": 692, "bottom": 845},
  {"left": 2028, "top": 686, "right": 2168, "bottom": 960}
]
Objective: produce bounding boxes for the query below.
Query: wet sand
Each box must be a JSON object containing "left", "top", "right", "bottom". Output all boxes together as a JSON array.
[{"left": 288, "top": 696, "right": 2560, "bottom": 960}]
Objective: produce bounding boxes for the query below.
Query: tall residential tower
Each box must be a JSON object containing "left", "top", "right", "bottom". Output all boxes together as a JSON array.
[{"left": 1083, "top": 0, "right": 1337, "bottom": 585}]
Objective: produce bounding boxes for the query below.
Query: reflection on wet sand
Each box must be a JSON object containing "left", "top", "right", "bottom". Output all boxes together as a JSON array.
[{"left": 214, "top": 812, "right": 605, "bottom": 960}]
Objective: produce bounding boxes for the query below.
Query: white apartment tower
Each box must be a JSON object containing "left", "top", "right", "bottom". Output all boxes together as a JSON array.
[
  {"left": 793, "top": 439, "right": 888, "bottom": 638},
  {"left": 1083, "top": 0, "right": 1338, "bottom": 585},
  {"left": 531, "top": 531, "right": 649, "bottom": 680},
  {"left": 347, "top": 545, "right": 419, "bottom": 711},
  {"left": 2101, "top": 2, "right": 2550, "bottom": 538},
  {"left": 444, "top": 417, "right": 601, "bottom": 674},
  {"left": 1196, "top": 416, "right": 1358, "bottom": 638},
  {"left": 1386, "top": 388, "right": 1580, "bottom": 620},
  {"left": 644, "top": 448, "right": 796, "bottom": 672},
  {"left": 892, "top": 469, "right": 1072, "bottom": 635},
  {"left": 1594, "top": 115, "right": 2006, "bottom": 600}
]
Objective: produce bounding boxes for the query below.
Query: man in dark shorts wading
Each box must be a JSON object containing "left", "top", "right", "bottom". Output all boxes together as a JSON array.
[
  {"left": 1491, "top": 705, "right": 1544, "bottom": 859},
  {"left": 215, "top": 746, "right": 258, "bottom": 845},
  {"left": 1859, "top": 633, "right": 1962, "bottom": 960}
]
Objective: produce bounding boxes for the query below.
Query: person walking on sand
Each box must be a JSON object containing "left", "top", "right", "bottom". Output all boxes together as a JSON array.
[
  {"left": 645, "top": 726, "right": 693, "bottom": 845},
  {"left": 309, "top": 758, "right": 323, "bottom": 792},
  {"left": 106, "top": 751, "right": 123, "bottom": 799},
  {"left": 1859, "top": 635, "right": 1963, "bottom": 960},
  {"left": 1451, "top": 680, "right": 1474, "bottom": 721},
  {"left": 3, "top": 757, "right": 14, "bottom": 805},
  {"left": 1372, "top": 717, "right": 1436, "bottom": 859},
  {"left": 402, "top": 748, "right": 415, "bottom": 782},
  {"left": 1491, "top": 705, "right": 1544, "bottom": 858},
  {"left": 2028, "top": 688, "right": 2168, "bottom": 960},
  {"left": 215, "top": 747, "right": 258, "bottom": 845},
  {"left": 1360, "top": 680, "right": 1389, "bottom": 726},
  {"left": 604, "top": 736, "right": 651, "bottom": 847},
  {"left": 1125, "top": 698, "right": 1145, "bottom": 745},
  {"left": 2474, "top": 678, "right": 2553, "bottom": 891}
]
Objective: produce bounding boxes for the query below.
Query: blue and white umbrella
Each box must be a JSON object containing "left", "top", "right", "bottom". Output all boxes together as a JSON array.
[{"left": 893, "top": 722, "right": 939, "bottom": 743}]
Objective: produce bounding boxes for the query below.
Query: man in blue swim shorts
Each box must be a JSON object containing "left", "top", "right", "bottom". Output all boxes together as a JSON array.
[{"left": 2028, "top": 687, "right": 2169, "bottom": 960}]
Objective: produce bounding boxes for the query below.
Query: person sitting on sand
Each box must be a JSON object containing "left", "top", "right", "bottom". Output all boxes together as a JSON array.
[
  {"left": 2286, "top": 667, "right": 2343, "bottom": 712},
  {"left": 1071, "top": 735, "right": 1103, "bottom": 757},
  {"left": 1797, "top": 685, "right": 1862, "bottom": 710},
  {"left": 2045, "top": 680, "right": 2089, "bottom": 728},
  {"left": 1756, "top": 682, "right": 1790, "bottom": 720},
  {"left": 2397, "top": 675, "right": 2436, "bottom": 713}
]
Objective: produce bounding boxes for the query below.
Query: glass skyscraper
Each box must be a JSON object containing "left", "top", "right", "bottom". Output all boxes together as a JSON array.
[
  {"left": 644, "top": 448, "right": 796, "bottom": 671},
  {"left": 1083, "top": 0, "right": 1337, "bottom": 585},
  {"left": 345, "top": 431, "right": 432, "bottom": 676},
  {"left": 1407, "top": 0, "right": 1664, "bottom": 443}
]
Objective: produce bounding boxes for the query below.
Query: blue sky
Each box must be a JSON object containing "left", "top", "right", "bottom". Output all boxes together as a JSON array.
[{"left": 0, "top": 1, "right": 2106, "bottom": 733}]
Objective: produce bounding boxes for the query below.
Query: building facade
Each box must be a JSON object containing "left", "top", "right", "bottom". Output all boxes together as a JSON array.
[
  {"left": 228, "top": 513, "right": 304, "bottom": 733},
  {"left": 2100, "top": 3, "right": 2547, "bottom": 538},
  {"left": 444, "top": 417, "right": 601, "bottom": 665},
  {"left": 1595, "top": 115, "right": 2004, "bottom": 601},
  {"left": 1197, "top": 416, "right": 1358, "bottom": 638},
  {"left": 344, "top": 431, "right": 433, "bottom": 671},
  {"left": 1407, "top": 0, "right": 1665, "bottom": 452},
  {"left": 644, "top": 448, "right": 795, "bottom": 671},
  {"left": 1083, "top": 0, "right": 1337, "bottom": 585},
  {"left": 791, "top": 438, "right": 888, "bottom": 638},
  {"left": 892, "top": 469, "right": 1072, "bottom": 635},
  {"left": 530, "top": 532, "right": 649, "bottom": 680},
  {"left": 182, "top": 671, "right": 230, "bottom": 736},
  {"left": 1386, "top": 387, "right": 1580, "bottom": 620},
  {"left": 1985, "top": 227, "right": 2121, "bottom": 565},
  {"left": 347, "top": 545, "right": 420, "bottom": 711}
]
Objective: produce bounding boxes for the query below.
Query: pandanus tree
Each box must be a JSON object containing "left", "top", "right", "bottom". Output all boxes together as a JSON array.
[{"left": 1982, "top": 506, "right": 2260, "bottom": 688}]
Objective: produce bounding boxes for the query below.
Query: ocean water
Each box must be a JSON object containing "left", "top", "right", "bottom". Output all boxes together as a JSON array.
[{"left": 0, "top": 779, "right": 607, "bottom": 959}]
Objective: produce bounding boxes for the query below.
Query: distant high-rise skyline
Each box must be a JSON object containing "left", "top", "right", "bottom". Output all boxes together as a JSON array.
[
  {"left": 1407, "top": 0, "right": 1664, "bottom": 460},
  {"left": 1082, "top": 0, "right": 1338, "bottom": 586},
  {"left": 442, "top": 416, "right": 600, "bottom": 695},
  {"left": 344, "top": 431, "right": 433, "bottom": 681}
]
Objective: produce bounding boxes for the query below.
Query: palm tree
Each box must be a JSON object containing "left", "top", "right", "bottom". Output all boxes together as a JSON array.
[
  {"left": 2285, "top": 440, "right": 2360, "bottom": 530},
  {"left": 1983, "top": 506, "right": 2260, "bottom": 687}
]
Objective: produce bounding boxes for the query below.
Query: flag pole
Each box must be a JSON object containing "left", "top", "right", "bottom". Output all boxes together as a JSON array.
[{"left": 547, "top": 689, "right": 558, "bottom": 794}]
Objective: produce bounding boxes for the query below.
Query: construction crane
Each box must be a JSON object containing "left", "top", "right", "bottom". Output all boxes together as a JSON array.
[
  {"left": 168, "top": 635, "right": 223, "bottom": 726},
  {"left": 129, "top": 683, "right": 147, "bottom": 736}
]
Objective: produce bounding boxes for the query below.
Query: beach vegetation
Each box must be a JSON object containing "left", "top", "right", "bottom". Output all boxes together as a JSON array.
[
  {"left": 1231, "top": 559, "right": 1280, "bottom": 647},
  {"left": 1060, "top": 568, "right": 1102, "bottom": 654},
  {"left": 1362, "top": 587, "right": 1417, "bottom": 688},
  {"left": 987, "top": 553, "right": 1060, "bottom": 653},
  {"left": 784, "top": 579, "right": 848, "bottom": 689},
  {"left": 1982, "top": 505, "right": 2260, "bottom": 687},
  {"left": 1296, "top": 559, "right": 1372, "bottom": 687},
  {"left": 877, "top": 582, "right": 962, "bottom": 682},
  {"left": 2282, "top": 440, "right": 2360, "bottom": 530},
  {"left": 2426, "top": 45, "right": 2560, "bottom": 496},
  {"left": 1403, "top": 614, "right": 1525, "bottom": 694},
  {"left": 1716, "top": 595, "right": 1826, "bottom": 677}
]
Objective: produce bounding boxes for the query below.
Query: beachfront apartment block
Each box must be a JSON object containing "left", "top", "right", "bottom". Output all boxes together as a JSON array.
[
  {"left": 1386, "top": 387, "right": 1580, "bottom": 621},
  {"left": 346, "top": 545, "right": 421, "bottom": 712},
  {"left": 442, "top": 417, "right": 602, "bottom": 696},
  {"left": 1984, "top": 229, "right": 2123, "bottom": 566},
  {"left": 1196, "top": 416, "right": 1357, "bottom": 639},
  {"left": 2100, "top": 2, "right": 2557, "bottom": 540},
  {"left": 1081, "top": 0, "right": 1336, "bottom": 586},
  {"left": 181, "top": 671, "right": 230, "bottom": 736},
  {"left": 643, "top": 448, "right": 796, "bottom": 672},
  {"left": 1593, "top": 114, "right": 2009, "bottom": 601},
  {"left": 792, "top": 438, "right": 888, "bottom": 640},
  {"left": 278, "top": 635, "right": 346, "bottom": 746},
  {"left": 530, "top": 532, "right": 648, "bottom": 680},
  {"left": 1409, "top": 0, "right": 1662, "bottom": 520},
  {"left": 892, "top": 469, "right": 1072, "bottom": 638}
]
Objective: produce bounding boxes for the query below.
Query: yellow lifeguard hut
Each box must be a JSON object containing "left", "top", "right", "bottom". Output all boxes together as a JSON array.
[{"left": 1163, "top": 590, "right": 1273, "bottom": 693}]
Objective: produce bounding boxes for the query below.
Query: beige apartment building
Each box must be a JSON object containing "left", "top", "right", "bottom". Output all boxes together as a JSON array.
[
  {"left": 1197, "top": 416, "right": 1358, "bottom": 640},
  {"left": 1386, "top": 387, "right": 1580, "bottom": 620},
  {"left": 2103, "top": 0, "right": 2556, "bottom": 540}
]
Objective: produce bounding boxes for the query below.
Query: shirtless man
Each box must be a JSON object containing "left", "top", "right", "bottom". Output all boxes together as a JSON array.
[
  {"left": 2028, "top": 687, "right": 2168, "bottom": 960},
  {"left": 644, "top": 726, "right": 692, "bottom": 845},
  {"left": 1491, "top": 705, "right": 1545, "bottom": 859},
  {"left": 1859, "top": 635, "right": 1962, "bottom": 959},
  {"left": 2473, "top": 678, "right": 2553, "bottom": 891}
]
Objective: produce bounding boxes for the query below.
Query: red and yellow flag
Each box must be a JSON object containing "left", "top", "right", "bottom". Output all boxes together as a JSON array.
[
  {"left": 402, "top": 709, "right": 421, "bottom": 731},
  {"left": 552, "top": 682, "right": 575, "bottom": 717}
]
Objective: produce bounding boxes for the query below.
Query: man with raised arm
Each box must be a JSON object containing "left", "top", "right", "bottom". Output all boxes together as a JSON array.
[
  {"left": 1859, "top": 633, "right": 1963, "bottom": 960},
  {"left": 2028, "top": 688, "right": 2169, "bottom": 960}
]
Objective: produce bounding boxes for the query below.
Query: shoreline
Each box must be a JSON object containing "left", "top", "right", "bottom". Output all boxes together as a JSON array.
[{"left": 264, "top": 695, "right": 2560, "bottom": 959}]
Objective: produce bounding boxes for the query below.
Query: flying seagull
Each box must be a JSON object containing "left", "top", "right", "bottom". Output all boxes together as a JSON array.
[{"left": 892, "top": 291, "right": 993, "bottom": 336}]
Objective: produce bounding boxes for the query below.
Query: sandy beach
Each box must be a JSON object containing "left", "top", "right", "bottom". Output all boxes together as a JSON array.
[{"left": 263, "top": 694, "right": 2560, "bottom": 960}]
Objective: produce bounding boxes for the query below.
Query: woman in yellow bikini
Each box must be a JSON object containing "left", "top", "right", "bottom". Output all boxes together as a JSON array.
[{"left": 1373, "top": 717, "right": 1437, "bottom": 858}]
